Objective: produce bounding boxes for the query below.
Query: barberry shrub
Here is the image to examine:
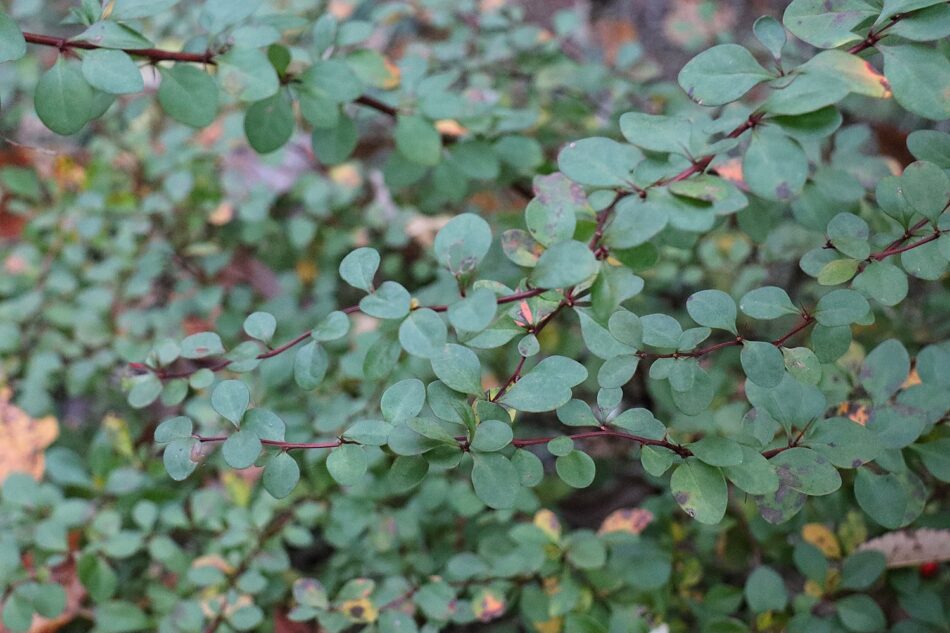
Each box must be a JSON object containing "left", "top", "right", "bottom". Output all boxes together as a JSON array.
[{"left": 1, "top": 1, "right": 948, "bottom": 632}]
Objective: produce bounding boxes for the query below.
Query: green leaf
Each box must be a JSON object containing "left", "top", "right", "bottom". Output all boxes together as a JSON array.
[
  {"left": 35, "top": 59, "right": 92, "bottom": 135},
  {"left": 782, "top": 0, "right": 877, "bottom": 49},
  {"left": 212, "top": 380, "right": 250, "bottom": 425},
  {"left": 827, "top": 212, "right": 870, "bottom": 260},
  {"left": 360, "top": 282, "right": 411, "bottom": 319},
  {"left": 342, "top": 419, "right": 391, "bottom": 446},
  {"left": 163, "top": 438, "right": 199, "bottom": 481},
  {"left": 907, "top": 130, "right": 950, "bottom": 168},
  {"left": 743, "top": 129, "right": 808, "bottom": 201},
  {"left": 754, "top": 16, "right": 786, "bottom": 59},
  {"left": 814, "top": 289, "right": 869, "bottom": 327},
  {"left": 556, "top": 449, "right": 596, "bottom": 488},
  {"left": 686, "top": 289, "right": 737, "bottom": 334},
  {"left": 471, "top": 419, "right": 513, "bottom": 452},
  {"left": 855, "top": 467, "right": 927, "bottom": 528},
  {"left": 0, "top": 11, "right": 27, "bottom": 63},
  {"left": 471, "top": 453, "right": 520, "bottom": 509},
  {"left": 388, "top": 395, "right": 435, "bottom": 436},
  {"left": 293, "top": 578, "right": 329, "bottom": 610},
  {"left": 180, "top": 332, "right": 224, "bottom": 359},
  {"left": 670, "top": 458, "right": 727, "bottom": 524},
  {"left": 298, "top": 59, "right": 362, "bottom": 104},
  {"left": 111, "top": 0, "right": 181, "bottom": 19},
  {"left": 399, "top": 309, "right": 447, "bottom": 358},
  {"left": 388, "top": 455, "right": 429, "bottom": 492},
  {"left": 611, "top": 408, "right": 665, "bottom": 439},
  {"left": 817, "top": 259, "right": 859, "bottom": 285},
  {"left": 243, "top": 408, "right": 285, "bottom": 441},
  {"left": 200, "top": 0, "right": 261, "bottom": 33},
  {"left": 769, "top": 447, "right": 841, "bottom": 495},
  {"left": 597, "top": 354, "right": 639, "bottom": 389},
  {"left": 263, "top": 452, "right": 300, "bottom": 499},
  {"left": 901, "top": 161, "right": 950, "bottom": 222},
  {"left": 911, "top": 438, "right": 950, "bottom": 482},
  {"left": 723, "top": 447, "right": 780, "bottom": 495},
  {"left": 744, "top": 566, "right": 788, "bottom": 613},
  {"left": 217, "top": 47, "right": 279, "bottom": 101},
  {"left": 434, "top": 213, "right": 492, "bottom": 275},
  {"left": 78, "top": 554, "right": 118, "bottom": 601},
  {"left": 840, "top": 550, "right": 886, "bottom": 590},
  {"left": 530, "top": 240, "right": 599, "bottom": 289},
  {"left": 80, "top": 49, "right": 144, "bottom": 95},
  {"left": 500, "top": 356, "right": 588, "bottom": 413},
  {"left": 677, "top": 44, "right": 772, "bottom": 106},
  {"left": 852, "top": 261, "right": 908, "bottom": 306},
  {"left": 603, "top": 195, "right": 669, "bottom": 249},
  {"left": 859, "top": 339, "right": 910, "bottom": 404},
  {"left": 640, "top": 313, "right": 682, "bottom": 349},
  {"left": 395, "top": 115, "right": 442, "bottom": 166},
  {"left": 326, "top": 445, "right": 368, "bottom": 485},
  {"left": 836, "top": 595, "right": 885, "bottom": 633},
  {"left": 294, "top": 341, "right": 328, "bottom": 390},
  {"left": 448, "top": 288, "right": 497, "bottom": 334},
  {"left": 740, "top": 286, "right": 799, "bottom": 319},
  {"left": 311, "top": 114, "right": 358, "bottom": 164},
  {"left": 688, "top": 436, "right": 743, "bottom": 467},
  {"left": 557, "top": 137, "right": 642, "bottom": 188},
  {"left": 128, "top": 374, "right": 162, "bottom": 409},
  {"left": 154, "top": 416, "right": 193, "bottom": 443},
  {"left": 158, "top": 65, "right": 218, "bottom": 128},
  {"left": 879, "top": 42, "right": 950, "bottom": 121},
  {"left": 741, "top": 340, "right": 786, "bottom": 388},
  {"left": 783, "top": 347, "right": 822, "bottom": 384},
  {"left": 244, "top": 90, "right": 294, "bottom": 154},
  {"left": 807, "top": 417, "right": 882, "bottom": 468},
  {"left": 430, "top": 344, "right": 482, "bottom": 395},
  {"left": 619, "top": 112, "right": 693, "bottom": 154},
  {"left": 339, "top": 247, "right": 379, "bottom": 292},
  {"left": 243, "top": 312, "right": 276, "bottom": 342},
  {"left": 312, "top": 311, "right": 350, "bottom": 341},
  {"left": 222, "top": 430, "right": 262, "bottom": 469},
  {"left": 74, "top": 21, "right": 152, "bottom": 49},
  {"left": 93, "top": 601, "right": 149, "bottom": 633}
]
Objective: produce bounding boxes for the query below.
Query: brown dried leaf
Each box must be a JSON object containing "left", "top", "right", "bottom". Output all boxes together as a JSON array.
[
  {"left": 858, "top": 528, "right": 950, "bottom": 567},
  {"left": 0, "top": 388, "right": 59, "bottom": 484}
]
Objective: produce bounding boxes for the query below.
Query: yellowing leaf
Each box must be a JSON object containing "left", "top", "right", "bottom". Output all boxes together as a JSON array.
[
  {"left": 902, "top": 368, "right": 921, "bottom": 389},
  {"left": 435, "top": 119, "right": 468, "bottom": 137},
  {"left": 598, "top": 507, "right": 654, "bottom": 535},
  {"left": 471, "top": 588, "right": 506, "bottom": 622},
  {"left": 533, "top": 509, "right": 561, "bottom": 541},
  {"left": 803, "top": 579, "right": 823, "bottom": 598},
  {"left": 533, "top": 617, "right": 563, "bottom": 633},
  {"left": 339, "top": 597, "right": 378, "bottom": 623},
  {"left": 0, "top": 388, "right": 59, "bottom": 484},
  {"left": 803, "top": 523, "right": 841, "bottom": 558}
]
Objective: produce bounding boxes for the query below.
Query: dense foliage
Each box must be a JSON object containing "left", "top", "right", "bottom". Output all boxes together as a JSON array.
[{"left": 0, "top": 0, "right": 949, "bottom": 632}]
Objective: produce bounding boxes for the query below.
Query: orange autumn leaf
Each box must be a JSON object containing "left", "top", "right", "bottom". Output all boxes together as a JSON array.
[
  {"left": 598, "top": 508, "right": 654, "bottom": 536},
  {"left": 0, "top": 388, "right": 59, "bottom": 484}
]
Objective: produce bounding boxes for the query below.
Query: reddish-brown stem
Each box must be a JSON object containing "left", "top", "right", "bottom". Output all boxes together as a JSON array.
[
  {"left": 194, "top": 429, "right": 691, "bottom": 458},
  {"left": 23, "top": 31, "right": 216, "bottom": 64},
  {"left": 846, "top": 13, "right": 905, "bottom": 55},
  {"left": 491, "top": 355, "right": 527, "bottom": 402},
  {"left": 871, "top": 231, "right": 942, "bottom": 260}
]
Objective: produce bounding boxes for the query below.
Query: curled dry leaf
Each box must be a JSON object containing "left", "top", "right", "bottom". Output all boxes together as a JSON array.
[{"left": 858, "top": 528, "right": 950, "bottom": 567}]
